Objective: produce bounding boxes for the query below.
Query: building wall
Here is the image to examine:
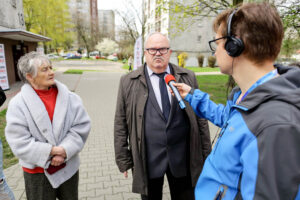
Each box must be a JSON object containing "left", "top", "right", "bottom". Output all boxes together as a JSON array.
[
  {"left": 168, "top": 14, "right": 215, "bottom": 66},
  {"left": 144, "top": 0, "right": 215, "bottom": 66},
  {"left": 68, "top": 0, "right": 92, "bottom": 49},
  {"left": 98, "top": 10, "right": 115, "bottom": 40},
  {"left": 0, "top": 0, "right": 25, "bottom": 29},
  {"left": 90, "top": 0, "right": 99, "bottom": 41},
  {"left": 0, "top": 0, "right": 38, "bottom": 87},
  {"left": 0, "top": 38, "right": 36, "bottom": 86}
]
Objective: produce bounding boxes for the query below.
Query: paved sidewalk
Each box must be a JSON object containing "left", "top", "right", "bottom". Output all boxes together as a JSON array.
[
  {"left": 3, "top": 71, "right": 218, "bottom": 200},
  {"left": 3, "top": 71, "right": 172, "bottom": 200}
]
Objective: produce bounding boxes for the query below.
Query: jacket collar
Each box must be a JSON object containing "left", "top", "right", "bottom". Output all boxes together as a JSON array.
[
  {"left": 236, "top": 65, "right": 300, "bottom": 111},
  {"left": 21, "top": 80, "right": 70, "bottom": 145},
  {"left": 128, "top": 63, "right": 188, "bottom": 84}
]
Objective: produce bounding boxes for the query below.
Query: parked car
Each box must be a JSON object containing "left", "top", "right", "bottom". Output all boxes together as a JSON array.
[
  {"left": 107, "top": 55, "right": 118, "bottom": 61},
  {"left": 65, "top": 53, "right": 82, "bottom": 59},
  {"left": 89, "top": 51, "right": 99, "bottom": 59},
  {"left": 46, "top": 54, "right": 60, "bottom": 59}
]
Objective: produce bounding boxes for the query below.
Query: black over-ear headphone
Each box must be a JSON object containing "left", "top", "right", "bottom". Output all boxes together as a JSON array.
[{"left": 225, "top": 8, "right": 244, "bottom": 57}]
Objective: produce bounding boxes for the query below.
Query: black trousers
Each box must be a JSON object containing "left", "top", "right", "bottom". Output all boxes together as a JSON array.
[
  {"left": 24, "top": 171, "right": 79, "bottom": 200},
  {"left": 141, "top": 167, "right": 195, "bottom": 200}
]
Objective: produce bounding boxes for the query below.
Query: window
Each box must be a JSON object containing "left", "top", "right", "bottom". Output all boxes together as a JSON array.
[
  {"left": 197, "top": 36, "right": 202, "bottom": 43},
  {"left": 11, "top": 0, "right": 16, "bottom": 8}
]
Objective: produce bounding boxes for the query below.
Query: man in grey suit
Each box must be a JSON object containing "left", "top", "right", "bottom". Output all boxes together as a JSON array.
[{"left": 114, "top": 32, "right": 211, "bottom": 200}]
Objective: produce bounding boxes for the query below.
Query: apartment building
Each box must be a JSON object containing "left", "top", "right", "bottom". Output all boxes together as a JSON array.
[
  {"left": 98, "top": 10, "right": 115, "bottom": 40},
  {"left": 144, "top": 0, "right": 215, "bottom": 66},
  {"left": 68, "top": 0, "right": 99, "bottom": 49}
]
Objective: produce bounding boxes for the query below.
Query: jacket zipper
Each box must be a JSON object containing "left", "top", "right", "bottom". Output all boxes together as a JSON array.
[
  {"left": 215, "top": 186, "right": 225, "bottom": 200},
  {"left": 213, "top": 105, "right": 235, "bottom": 154},
  {"left": 213, "top": 122, "right": 228, "bottom": 154}
]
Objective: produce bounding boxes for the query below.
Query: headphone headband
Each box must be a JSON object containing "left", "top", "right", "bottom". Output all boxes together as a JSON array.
[
  {"left": 227, "top": 8, "right": 238, "bottom": 37},
  {"left": 224, "top": 8, "right": 244, "bottom": 57}
]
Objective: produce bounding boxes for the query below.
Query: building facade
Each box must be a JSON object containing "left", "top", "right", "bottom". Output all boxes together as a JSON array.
[
  {"left": 98, "top": 10, "right": 115, "bottom": 40},
  {"left": 144, "top": 0, "right": 215, "bottom": 66},
  {"left": 68, "top": 0, "right": 99, "bottom": 50},
  {"left": 90, "top": 0, "right": 99, "bottom": 42},
  {"left": 0, "top": 0, "right": 50, "bottom": 89}
]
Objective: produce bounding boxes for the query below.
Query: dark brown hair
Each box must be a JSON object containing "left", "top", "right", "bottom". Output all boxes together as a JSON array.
[{"left": 213, "top": 2, "right": 284, "bottom": 64}]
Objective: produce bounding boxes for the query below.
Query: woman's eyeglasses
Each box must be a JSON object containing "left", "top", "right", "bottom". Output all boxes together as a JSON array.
[{"left": 208, "top": 36, "right": 227, "bottom": 52}]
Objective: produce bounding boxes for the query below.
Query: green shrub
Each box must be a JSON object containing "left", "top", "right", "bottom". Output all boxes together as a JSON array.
[
  {"left": 208, "top": 56, "right": 216, "bottom": 68},
  {"left": 197, "top": 54, "right": 204, "bottom": 67},
  {"left": 178, "top": 52, "right": 188, "bottom": 68}
]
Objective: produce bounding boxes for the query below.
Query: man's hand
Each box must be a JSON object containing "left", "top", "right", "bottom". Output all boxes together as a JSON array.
[
  {"left": 50, "top": 146, "right": 67, "bottom": 158},
  {"left": 124, "top": 171, "right": 128, "bottom": 178},
  {"left": 170, "top": 82, "right": 192, "bottom": 99},
  {"left": 51, "top": 155, "right": 65, "bottom": 166}
]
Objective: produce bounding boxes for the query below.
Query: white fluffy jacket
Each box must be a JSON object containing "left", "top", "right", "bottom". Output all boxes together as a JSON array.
[{"left": 5, "top": 80, "right": 91, "bottom": 188}]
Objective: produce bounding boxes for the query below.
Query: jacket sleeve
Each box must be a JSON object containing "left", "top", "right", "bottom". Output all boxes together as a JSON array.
[
  {"left": 240, "top": 124, "right": 300, "bottom": 200},
  {"left": 185, "top": 88, "right": 228, "bottom": 128},
  {"left": 191, "top": 74, "right": 212, "bottom": 159},
  {"left": 114, "top": 76, "right": 133, "bottom": 173},
  {"left": 59, "top": 94, "right": 91, "bottom": 161},
  {"left": 5, "top": 100, "right": 52, "bottom": 168}
]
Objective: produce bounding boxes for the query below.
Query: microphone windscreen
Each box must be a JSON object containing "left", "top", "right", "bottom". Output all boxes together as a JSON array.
[{"left": 165, "top": 74, "right": 176, "bottom": 84}]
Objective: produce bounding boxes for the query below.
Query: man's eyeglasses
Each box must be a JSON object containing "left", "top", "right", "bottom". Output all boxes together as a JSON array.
[
  {"left": 208, "top": 36, "right": 228, "bottom": 52},
  {"left": 145, "top": 48, "right": 170, "bottom": 55}
]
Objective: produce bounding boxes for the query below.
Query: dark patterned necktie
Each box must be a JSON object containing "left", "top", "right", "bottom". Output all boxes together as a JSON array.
[{"left": 154, "top": 72, "right": 171, "bottom": 121}]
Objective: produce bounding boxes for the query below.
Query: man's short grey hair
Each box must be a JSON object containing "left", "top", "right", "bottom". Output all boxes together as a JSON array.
[
  {"left": 144, "top": 32, "right": 171, "bottom": 49},
  {"left": 17, "top": 51, "right": 51, "bottom": 83}
]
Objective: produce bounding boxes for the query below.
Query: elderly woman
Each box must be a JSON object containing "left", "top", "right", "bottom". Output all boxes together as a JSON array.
[{"left": 5, "top": 52, "right": 91, "bottom": 200}]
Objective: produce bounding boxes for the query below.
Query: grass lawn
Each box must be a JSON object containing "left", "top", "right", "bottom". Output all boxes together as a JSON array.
[
  {"left": 0, "top": 109, "right": 18, "bottom": 169},
  {"left": 186, "top": 66, "right": 220, "bottom": 72},
  {"left": 196, "top": 75, "right": 229, "bottom": 105},
  {"left": 121, "top": 65, "right": 227, "bottom": 104},
  {"left": 122, "top": 65, "right": 220, "bottom": 73},
  {"left": 122, "top": 64, "right": 130, "bottom": 70},
  {"left": 63, "top": 69, "right": 100, "bottom": 74}
]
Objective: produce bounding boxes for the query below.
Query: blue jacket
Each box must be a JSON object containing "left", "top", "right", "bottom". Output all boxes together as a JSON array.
[{"left": 185, "top": 66, "right": 300, "bottom": 200}]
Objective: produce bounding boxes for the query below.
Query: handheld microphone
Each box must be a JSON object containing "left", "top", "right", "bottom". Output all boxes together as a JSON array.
[{"left": 165, "top": 74, "right": 186, "bottom": 109}]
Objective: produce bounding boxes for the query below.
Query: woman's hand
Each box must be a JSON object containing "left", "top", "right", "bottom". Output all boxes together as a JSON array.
[
  {"left": 51, "top": 155, "right": 65, "bottom": 166},
  {"left": 169, "top": 83, "right": 192, "bottom": 99},
  {"left": 50, "top": 146, "right": 66, "bottom": 158},
  {"left": 124, "top": 171, "right": 128, "bottom": 178}
]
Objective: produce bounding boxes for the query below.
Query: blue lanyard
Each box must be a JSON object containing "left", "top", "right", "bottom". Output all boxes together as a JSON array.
[{"left": 240, "top": 68, "right": 278, "bottom": 102}]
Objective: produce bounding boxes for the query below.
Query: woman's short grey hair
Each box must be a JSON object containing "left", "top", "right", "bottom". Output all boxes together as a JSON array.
[
  {"left": 144, "top": 32, "right": 171, "bottom": 49},
  {"left": 17, "top": 51, "right": 51, "bottom": 83}
]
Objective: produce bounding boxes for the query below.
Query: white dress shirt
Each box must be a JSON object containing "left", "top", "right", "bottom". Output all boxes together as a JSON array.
[{"left": 146, "top": 65, "right": 172, "bottom": 111}]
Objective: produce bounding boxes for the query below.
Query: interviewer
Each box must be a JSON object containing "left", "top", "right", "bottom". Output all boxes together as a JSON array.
[{"left": 172, "top": 2, "right": 300, "bottom": 199}]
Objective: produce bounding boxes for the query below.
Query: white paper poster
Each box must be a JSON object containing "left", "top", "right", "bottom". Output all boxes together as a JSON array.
[
  {"left": 133, "top": 36, "right": 143, "bottom": 70},
  {"left": 0, "top": 44, "right": 10, "bottom": 90}
]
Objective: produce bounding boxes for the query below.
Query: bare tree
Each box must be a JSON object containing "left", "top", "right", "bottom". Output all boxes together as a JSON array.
[
  {"left": 75, "top": 16, "right": 96, "bottom": 57},
  {"left": 115, "top": 0, "right": 146, "bottom": 59},
  {"left": 114, "top": 0, "right": 145, "bottom": 41}
]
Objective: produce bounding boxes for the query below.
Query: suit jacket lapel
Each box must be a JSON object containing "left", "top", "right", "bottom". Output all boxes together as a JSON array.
[{"left": 167, "top": 64, "right": 183, "bottom": 126}]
